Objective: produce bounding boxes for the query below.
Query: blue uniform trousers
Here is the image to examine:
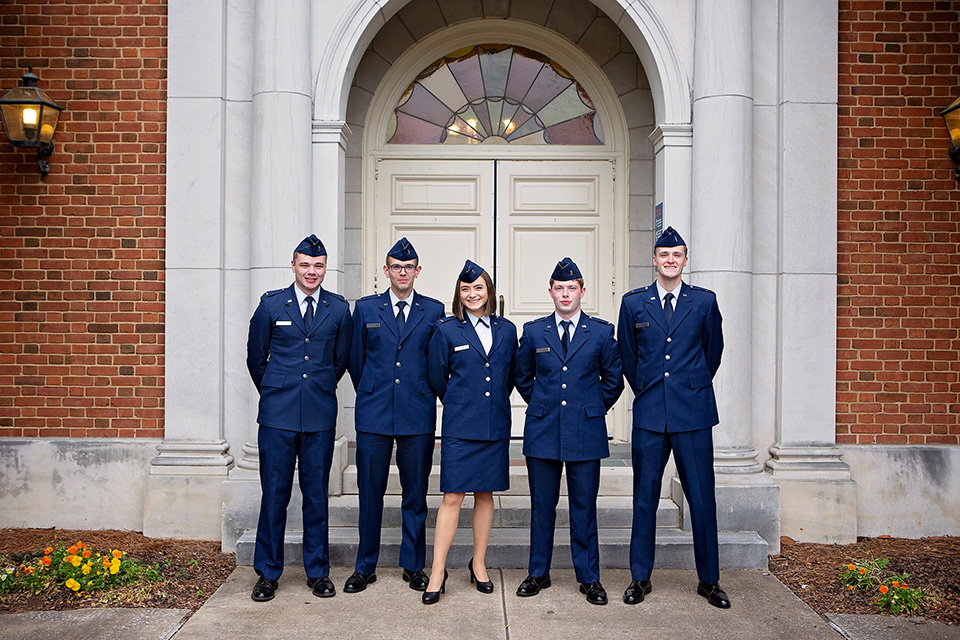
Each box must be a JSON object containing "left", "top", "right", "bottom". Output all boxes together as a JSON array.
[
  {"left": 354, "top": 431, "right": 434, "bottom": 574},
  {"left": 630, "top": 428, "right": 719, "bottom": 584},
  {"left": 254, "top": 426, "right": 335, "bottom": 581},
  {"left": 526, "top": 456, "right": 601, "bottom": 584}
]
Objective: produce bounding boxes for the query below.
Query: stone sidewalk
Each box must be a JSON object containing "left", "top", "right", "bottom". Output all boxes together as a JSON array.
[{"left": 2, "top": 567, "right": 958, "bottom": 640}]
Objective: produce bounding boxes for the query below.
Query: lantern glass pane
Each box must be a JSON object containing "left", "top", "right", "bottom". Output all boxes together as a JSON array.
[
  {"left": 0, "top": 103, "right": 30, "bottom": 143},
  {"left": 39, "top": 106, "right": 60, "bottom": 145}
]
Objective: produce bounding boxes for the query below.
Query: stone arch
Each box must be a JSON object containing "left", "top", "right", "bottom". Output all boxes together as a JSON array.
[{"left": 315, "top": 0, "right": 691, "bottom": 127}]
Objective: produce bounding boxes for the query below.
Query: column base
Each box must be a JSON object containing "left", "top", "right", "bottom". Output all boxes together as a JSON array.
[
  {"left": 766, "top": 445, "right": 857, "bottom": 543},
  {"left": 142, "top": 440, "right": 234, "bottom": 540}
]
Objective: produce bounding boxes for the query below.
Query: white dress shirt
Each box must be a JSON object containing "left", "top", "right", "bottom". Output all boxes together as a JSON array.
[{"left": 469, "top": 313, "right": 493, "bottom": 354}]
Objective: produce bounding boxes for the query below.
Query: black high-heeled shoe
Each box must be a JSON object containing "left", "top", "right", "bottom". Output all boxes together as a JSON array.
[
  {"left": 421, "top": 569, "right": 448, "bottom": 605},
  {"left": 468, "top": 558, "right": 494, "bottom": 594}
]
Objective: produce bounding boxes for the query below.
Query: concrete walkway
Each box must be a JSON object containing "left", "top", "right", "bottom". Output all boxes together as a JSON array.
[{"left": 3, "top": 567, "right": 958, "bottom": 640}]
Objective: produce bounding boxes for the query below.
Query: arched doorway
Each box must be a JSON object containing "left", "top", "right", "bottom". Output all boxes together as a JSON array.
[{"left": 362, "top": 21, "right": 631, "bottom": 438}]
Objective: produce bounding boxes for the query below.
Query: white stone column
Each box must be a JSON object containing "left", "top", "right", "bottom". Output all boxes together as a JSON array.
[
  {"left": 764, "top": 0, "right": 856, "bottom": 544},
  {"left": 143, "top": 0, "right": 236, "bottom": 540},
  {"left": 650, "top": 124, "right": 693, "bottom": 254},
  {"left": 222, "top": 0, "right": 315, "bottom": 551},
  {"left": 685, "top": 0, "right": 779, "bottom": 552},
  {"left": 312, "top": 120, "right": 352, "bottom": 496}
]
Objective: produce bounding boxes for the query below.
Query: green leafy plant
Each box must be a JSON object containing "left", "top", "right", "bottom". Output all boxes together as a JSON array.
[
  {"left": 841, "top": 558, "right": 889, "bottom": 590},
  {"left": 875, "top": 574, "right": 929, "bottom": 614}
]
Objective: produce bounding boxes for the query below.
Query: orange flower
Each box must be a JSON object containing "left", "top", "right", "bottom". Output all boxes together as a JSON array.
[
  {"left": 41, "top": 556, "right": 51, "bottom": 566},
  {"left": 847, "top": 564, "right": 855, "bottom": 571},
  {"left": 44, "top": 547, "right": 53, "bottom": 555},
  {"left": 112, "top": 550, "right": 122, "bottom": 559},
  {"left": 879, "top": 585, "right": 889, "bottom": 594},
  {"left": 67, "top": 546, "right": 78, "bottom": 555},
  {"left": 901, "top": 583, "right": 908, "bottom": 589},
  {"left": 846, "top": 585, "right": 854, "bottom": 591},
  {"left": 859, "top": 567, "right": 866, "bottom": 575},
  {"left": 24, "top": 566, "right": 34, "bottom": 575},
  {"left": 76, "top": 542, "right": 85, "bottom": 550},
  {"left": 891, "top": 581, "right": 899, "bottom": 588},
  {"left": 82, "top": 549, "right": 91, "bottom": 558},
  {"left": 64, "top": 555, "right": 74, "bottom": 564}
]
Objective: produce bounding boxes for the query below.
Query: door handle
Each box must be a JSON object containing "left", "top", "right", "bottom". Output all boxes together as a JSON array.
[{"left": 498, "top": 295, "right": 504, "bottom": 317}]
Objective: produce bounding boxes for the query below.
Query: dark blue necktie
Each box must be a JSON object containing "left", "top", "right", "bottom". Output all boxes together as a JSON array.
[
  {"left": 304, "top": 295, "right": 315, "bottom": 329},
  {"left": 396, "top": 300, "right": 407, "bottom": 335},
  {"left": 560, "top": 320, "right": 572, "bottom": 355},
  {"left": 663, "top": 292, "right": 674, "bottom": 326}
]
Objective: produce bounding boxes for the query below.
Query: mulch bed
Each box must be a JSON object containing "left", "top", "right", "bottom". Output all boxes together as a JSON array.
[
  {"left": 769, "top": 536, "right": 960, "bottom": 626},
  {"left": 0, "top": 528, "right": 235, "bottom": 615}
]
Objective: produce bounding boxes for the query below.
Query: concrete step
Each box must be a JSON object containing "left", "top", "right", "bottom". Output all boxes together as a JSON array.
[
  {"left": 235, "top": 527, "right": 769, "bottom": 571},
  {"left": 341, "top": 464, "right": 636, "bottom": 496},
  {"left": 328, "top": 495, "right": 678, "bottom": 529}
]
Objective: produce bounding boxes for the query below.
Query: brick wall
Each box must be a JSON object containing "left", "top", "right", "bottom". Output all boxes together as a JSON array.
[
  {"left": 0, "top": 0, "right": 166, "bottom": 437},
  {"left": 837, "top": 0, "right": 960, "bottom": 444}
]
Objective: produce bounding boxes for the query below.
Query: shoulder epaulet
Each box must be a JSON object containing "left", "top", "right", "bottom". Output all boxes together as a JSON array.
[
  {"left": 589, "top": 316, "right": 613, "bottom": 326},
  {"left": 416, "top": 294, "right": 443, "bottom": 307},
  {"left": 261, "top": 288, "right": 284, "bottom": 299},
  {"left": 622, "top": 286, "right": 649, "bottom": 298},
  {"left": 526, "top": 316, "right": 548, "bottom": 327},
  {"left": 437, "top": 316, "right": 455, "bottom": 324},
  {"left": 494, "top": 316, "right": 515, "bottom": 326},
  {"left": 358, "top": 293, "right": 380, "bottom": 301},
  {"left": 688, "top": 285, "right": 716, "bottom": 295},
  {"left": 324, "top": 290, "right": 348, "bottom": 304}
]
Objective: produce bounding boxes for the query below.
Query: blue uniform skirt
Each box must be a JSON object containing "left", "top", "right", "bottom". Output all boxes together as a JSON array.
[{"left": 439, "top": 436, "right": 509, "bottom": 493}]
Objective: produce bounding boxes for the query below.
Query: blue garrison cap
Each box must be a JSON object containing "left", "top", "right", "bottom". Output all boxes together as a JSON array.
[
  {"left": 551, "top": 257, "right": 582, "bottom": 281},
  {"left": 458, "top": 259, "right": 485, "bottom": 283},
  {"left": 387, "top": 236, "right": 418, "bottom": 261},
  {"left": 294, "top": 234, "right": 326, "bottom": 257},
  {"left": 654, "top": 226, "right": 685, "bottom": 248}
]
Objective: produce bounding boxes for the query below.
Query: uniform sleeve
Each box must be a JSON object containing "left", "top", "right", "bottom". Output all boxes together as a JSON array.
[
  {"left": 702, "top": 296, "right": 724, "bottom": 378},
  {"left": 427, "top": 324, "right": 450, "bottom": 400},
  {"left": 599, "top": 323, "right": 625, "bottom": 410},
  {"left": 347, "top": 302, "right": 366, "bottom": 392},
  {"left": 617, "top": 297, "right": 639, "bottom": 394},
  {"left": 334, "top": 303, "right": 354, "bottom": 382},
  {"left": 505, "top": 326, "right": 518, "bottom": 396},
  {"left": 246, "top": 300, "right": 271, "bottom": 392},
  {"left": 513, "top": 325, "right": 536, "bottom": 403}
]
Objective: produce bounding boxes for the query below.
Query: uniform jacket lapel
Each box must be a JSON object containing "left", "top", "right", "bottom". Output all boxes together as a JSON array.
[
  {"left": 400, "top": 292, "right": 425, "bottom": 344},
  {"left": 283, "top": 285, "right": 307, "bottom": 334},
  {"left": 541, "top": 318, "right": 565, "bottom": 362},
  {"left": 309, "top": 289, "right": 331, "bottom": 337},
  {"left": 564, "top": 315, "right": 591, "bottom": 361},
  {"left": 459, "top": 317, "right": 487, "bottom": 360},
  {"left": 644, "top": 286, "right": 669, "bottom": 333},
  {"left": 489, "top": 316, "right": 505, "bottom": 356},
  {"left": 377, "top": 292, "right": 400, "bottom": 340},
  {"left": 669, "top": 282, "right": 693, "bottom": 334}
]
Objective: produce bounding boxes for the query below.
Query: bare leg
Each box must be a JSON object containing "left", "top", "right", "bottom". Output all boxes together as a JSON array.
[
  {"left": 427, "top": 492, "right": 464, "bottom": 591},
  {"left": 471, "top": 491, "right": 494, "bottom": 583}
]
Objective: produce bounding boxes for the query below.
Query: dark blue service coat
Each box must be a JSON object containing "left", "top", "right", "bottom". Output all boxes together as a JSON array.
[
  {"left": 427, "top": 315, "right": 517, "bottom": 442},
  {"left": 514, "top": 313, "right": 624, "bottom": 461},
  {"left": 246, "top": 284, "right": 352, "bottom": 432}
]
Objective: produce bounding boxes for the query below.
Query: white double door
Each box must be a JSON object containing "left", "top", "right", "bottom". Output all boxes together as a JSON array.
[{"left": 373, "top": 158, "right": 626, "bottom": 439}]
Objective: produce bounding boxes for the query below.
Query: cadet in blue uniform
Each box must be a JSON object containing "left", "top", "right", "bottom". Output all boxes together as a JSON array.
[
  {"left": 345, "top": 237, "right": 443, "bottom": 593},
  {"left": 616, "top": 227, "right": 729, "bottom": 609},
  {"left": 514, "top": 258, "right": 624, "bottom": 605},
  {"left": 245, "top": 234, "right": 353, "bottom": 602},
  {"left": 421, "top": 260, "right": 518, "bottom": 605}
]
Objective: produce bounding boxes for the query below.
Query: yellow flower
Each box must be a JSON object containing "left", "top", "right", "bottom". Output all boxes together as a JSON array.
[
  {"left": 70, "top": 555, "right": 82, "bottom": 567},
  {"left": 82, "top": 565, "right": 91, "bottom": 575},
  {"left": 66, "top": 578, "right": 81, "bottom": 591},
  {"left": 110, "top": 564, "right": 119, "bottom": 575}
]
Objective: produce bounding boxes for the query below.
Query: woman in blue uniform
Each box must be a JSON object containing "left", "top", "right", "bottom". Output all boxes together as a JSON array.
[{"left": 422, "top": 260, "right": 517, "bottom": 604}]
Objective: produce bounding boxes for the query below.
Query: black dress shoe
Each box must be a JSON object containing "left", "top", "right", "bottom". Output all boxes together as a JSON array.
[
  {"left": 308, "top": 576, "right": 336, "bottom": 598},
  {"left": 579, "top": 581, "right": 608, "bottom": 605},
  {"left": 343, "top": 571, "right": 377, "bottom": 593},
  {"left": 251, "top": 576, "right": 278, "bottom": 602},
  {"left": 402, "top": 568, "right": 429, "bottom": 591},
  {"left": 623, "top": 579, "right": 652, "bottom": 605},
  {"left": 468, "top": 558, "right": 494, "bottom": 594},
  {"left": 516, "top": 574, "right": 551, "bottom": 597},
  {"left": 421, "top": 569, "right": 448, "bottom": 605},
  {"left": 697, "top": 581, "right": 731, "bottom": 609}
]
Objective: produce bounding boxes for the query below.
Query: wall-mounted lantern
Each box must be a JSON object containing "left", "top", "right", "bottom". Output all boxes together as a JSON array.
[
  {"left": 941, "top": 95, "right": 960, "bottom": 181},
  {"left": 0, "top": 67, "right": 64, "bottom": 175}
]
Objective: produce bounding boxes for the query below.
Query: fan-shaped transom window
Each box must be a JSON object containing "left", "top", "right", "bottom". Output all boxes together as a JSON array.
[{"left": 387, "top": 44, "right": 604, "bottom": 145}]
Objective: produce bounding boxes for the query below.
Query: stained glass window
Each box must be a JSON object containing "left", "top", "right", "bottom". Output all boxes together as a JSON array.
[{"left": 386, "top": 44, "right": 604, "bottom": 145}]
